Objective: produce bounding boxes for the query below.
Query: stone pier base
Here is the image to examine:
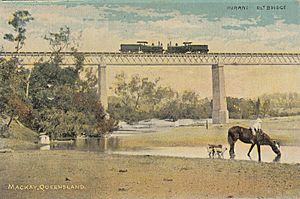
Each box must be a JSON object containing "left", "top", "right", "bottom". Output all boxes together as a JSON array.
[
  {"left": 212, "top": 64, "right": 229, "bottom": 124},
  {"left": 97, "top": 64, "right": 108, "bottom": 110}
]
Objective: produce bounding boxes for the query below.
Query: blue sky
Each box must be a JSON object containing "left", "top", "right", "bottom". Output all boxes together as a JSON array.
[
  {"left": 1, "top": 0, "right": 300, "bottom": 52},
  {"left": 1, "top": 0, "right": 300, "bottom": 97}
]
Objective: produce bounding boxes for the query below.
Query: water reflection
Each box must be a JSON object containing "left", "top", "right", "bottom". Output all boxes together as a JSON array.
[
  {"left": 40, "top": 145, "right": 50, "bottom": 150},
  {"left": 273, "top": 155, "right": 281, "bottom": 163},
  {"left": 39, "top": 135, "right": 299, "bottom": 164},
  {"left": 113, "top": 145, "right": 300, "bottom": 164},
  {"left": 40, "top": 136, "right": 120, "bottom": 152}
]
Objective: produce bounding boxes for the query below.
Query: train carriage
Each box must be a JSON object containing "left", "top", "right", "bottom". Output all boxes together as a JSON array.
[
  {"left": 166, "top": 42, "right": 209, "bottom": 54},
  {"left": 120, "top": 41, "right": 163, "bottom": 53},
  {"left": 120, "top": 44, "right": 140, "bottom": 53},
  {"left": 189, "top": 44, "right": 209, "bottom": 53},
  {"left": 120, "top": 41, "right": 209, "bottom": 54}
]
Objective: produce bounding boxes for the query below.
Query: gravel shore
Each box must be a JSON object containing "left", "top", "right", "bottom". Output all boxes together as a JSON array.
[{"left": 1, "top": 150, "right": 300, "bottom": 199}]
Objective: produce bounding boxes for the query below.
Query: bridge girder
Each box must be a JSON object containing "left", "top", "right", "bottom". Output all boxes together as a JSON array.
[{"left": 1, "top": 52, "right": 300, "bottom": 66}]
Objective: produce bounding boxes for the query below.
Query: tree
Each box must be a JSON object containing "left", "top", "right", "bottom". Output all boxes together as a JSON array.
[
  {"left": 111, "top": 73, "right": 168, "bottom": 122},
  {"left": 113, "top": 73, "right": 159, "bottom": 110},
  {"left": 261, "top": 99, "right": 271, "bottom": 117},
  {"left": 255, "top": 98, "right": 261, "bottom": 117},
  {"left": 180, "top": 91, "right": 201, "bottom": 119},
  {"left": 30, "top": 26, "right": 82, "bottom": 110},
  {"left": 43, "top": 26, "right": 80, "bottom": 65},
  {"left": 227, "top": 97, "right": 242, "bottom": 119},
  {"left": 1, "top": 10, "right": 34, "bottom": 127},
  {"left": 44, "top": 26, "right": 71, "bottom": 52},
  {"left": 110, "top": 73, "right": 213, "bottom": 122},
  {"left": 287, "top": 92, "right": 297, "bottom": 110},
  {"left": 28, "top": 26, "right": 115, "bottom": 139},
  {"left": 4, "top": 10, "right": 34, "bottom": 52},
  {"left": 158, "top": 98, "right": 181, "bottom": 121},
  {"left": 240, "top": 99, "right": 256, "bottom": 119}
]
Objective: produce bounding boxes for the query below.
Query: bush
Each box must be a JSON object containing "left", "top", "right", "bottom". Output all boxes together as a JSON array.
[{"left": 0, "top": 124, "right": 10, "bottom": 138}]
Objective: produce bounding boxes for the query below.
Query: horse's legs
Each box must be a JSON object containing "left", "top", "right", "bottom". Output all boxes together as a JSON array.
[
  {"left": 216, "top": 151, "right": 221, "bottom": 158},
  {"left": 257, "top": 144, "right": 261, "bottom": 162},
  {"left": 247, "top": 144, "right": 255, "bottom": 159},
  {"left": 229, "top": 143, "right": 235, "bottom": 159},
  {"left": 228, "top": 131, "right": 236, "bottom": 159}
]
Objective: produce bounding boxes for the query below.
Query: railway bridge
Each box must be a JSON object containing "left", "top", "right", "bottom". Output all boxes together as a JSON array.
[{"left": 1, "top": 51, "right": 300, "bottom": 124}]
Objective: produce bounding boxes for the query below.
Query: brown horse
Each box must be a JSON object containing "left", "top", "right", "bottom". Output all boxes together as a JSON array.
[{"left": 228, "top": 126, "right": 281, "bottom": 162}]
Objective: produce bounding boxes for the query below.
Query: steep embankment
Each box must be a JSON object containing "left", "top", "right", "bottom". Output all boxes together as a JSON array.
[{"left": 0, "top": 116, "right": 38, "bottom": 150}]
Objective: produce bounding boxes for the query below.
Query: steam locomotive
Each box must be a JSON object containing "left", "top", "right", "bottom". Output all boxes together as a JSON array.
[
  {"left": 120, "top": 41, "right": 163, "bottom": 53},
  {"left": 120, "top": 41, "right": 209, "bottom": 54}
]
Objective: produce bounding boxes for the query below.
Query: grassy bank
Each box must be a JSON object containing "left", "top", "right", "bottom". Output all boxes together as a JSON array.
[
  {"left": 118, "top": 116, "right": 300, "bottom": 150},
  {"left": 0, "top": 117, "right": 38, "bottom": 150}
]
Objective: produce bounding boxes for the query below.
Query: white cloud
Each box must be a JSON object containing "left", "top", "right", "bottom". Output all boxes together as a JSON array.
[
  {"left": 105, "top": 5, "right": 173, "bottom": 18},
  {"left": 1, "top": 3, "right": 300, "bottom": 53}
]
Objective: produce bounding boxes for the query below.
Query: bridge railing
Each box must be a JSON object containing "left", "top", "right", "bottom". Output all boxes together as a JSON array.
[{"left": 1, "top": 52, "right": 300, "bottom": 65}]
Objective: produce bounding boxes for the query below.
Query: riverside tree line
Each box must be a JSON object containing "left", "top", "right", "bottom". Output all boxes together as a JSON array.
[
  {"left": 1, "top": 11, "right": 300, "bottom": 139},
  {"left": 108, "top": 73, "right": 300, "bottom": 123}
]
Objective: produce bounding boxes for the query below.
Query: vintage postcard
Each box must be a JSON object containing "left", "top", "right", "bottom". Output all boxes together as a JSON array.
[{"left": 0, "top": 0, "right": 300, "bottom": 198}]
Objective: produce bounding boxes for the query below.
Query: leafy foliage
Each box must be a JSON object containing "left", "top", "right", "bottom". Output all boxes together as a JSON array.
[
  {"left": 227, "top": 94, "right": 300, "bottom": 119},
  {"left": 1, "top": 16, "right": 116, "bottom": 139},
  {"left": 44, "top": 26, "right": 71, "bottom": 52},
  {"left": 109, "top": 73, "right": 212, "bottom": 123},
  {"left": 27, "top": 26, "right": 116, "bottom": 139},
  {"left": 1, "top": 11, "right": 34, "bottom": 128},
  {"left": 4, "top": 10, "right": 34, "bottom": 52},
  {"left": 0, "top": 52, "right": 31, "bottom": 128}
]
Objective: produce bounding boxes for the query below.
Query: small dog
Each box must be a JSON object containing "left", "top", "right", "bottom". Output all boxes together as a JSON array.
[{"left": 207, "top": 144, "right": 227, "bottom": 159}]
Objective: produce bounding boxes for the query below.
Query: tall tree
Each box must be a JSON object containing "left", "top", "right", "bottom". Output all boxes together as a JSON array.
[
  {"left": 29, "top": 27, "right": 114, "bottom": 138},
  {"left": 261, "top": 99, "right": 271, "bottom": 117},
  {"left": 30, "top": 26, "right": 83, "bottom": 110},
  {"left": 256, "top": 98, "right": 261, "bottom": 117},
  {"left": 4, "top": 10, "right": 34, "bottom": 52},
  {"left": 2, "top": 10, "right": 34, "bottom": 127}
]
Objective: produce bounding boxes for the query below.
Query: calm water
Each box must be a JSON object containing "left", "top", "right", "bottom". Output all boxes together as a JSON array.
[
  {"left": 112, "top": 143, "right": 300, "bottom": 164},
  {"left": 39, "top": 136, "right": 300, "bottom": 164},
  {"left": 40, "top": 137, "right": 120, "bottom": 152}
]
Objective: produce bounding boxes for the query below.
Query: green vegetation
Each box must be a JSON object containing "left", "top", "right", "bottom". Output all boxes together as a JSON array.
[
  {"left": 0, "top": 11, "right": 116, "bottom": 142},
  {"left": 1, "top": 10, "right": 34, "bottom": 138},
  {"left": 108, "top": 72, "right": 211, "bottom": 123},
  {"left": 0, "top": 115, "right": 38, "bottom": 150},
  {"left": 109, "top": 72, "right": 300, "bottom": 123},
  {"left": 1, "top": 10, "right": 300, "bottom": 148},
  {"left": 227, "top": 93, "right": 300, "bottom": 119}
]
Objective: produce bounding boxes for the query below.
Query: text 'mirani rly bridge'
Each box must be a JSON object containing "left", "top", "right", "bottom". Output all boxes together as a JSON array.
[{"left": 2, "top": 51, "right": 300, "bottom": 124}]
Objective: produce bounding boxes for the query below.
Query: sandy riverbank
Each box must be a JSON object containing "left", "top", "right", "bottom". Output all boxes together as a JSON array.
[{"left": 0, "top": 150, "right": 300, "bottom": 199}]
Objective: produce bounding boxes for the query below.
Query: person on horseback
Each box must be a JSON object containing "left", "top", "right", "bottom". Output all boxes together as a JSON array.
[
  {"left": 251, "top": 117, "right": 262, "bottom": 135},
  {"left": 250, "top": 117, "right": 262, "bottom": 143}
]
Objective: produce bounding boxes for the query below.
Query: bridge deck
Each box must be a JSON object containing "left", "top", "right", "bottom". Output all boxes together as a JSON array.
[{"left": 1, "top": 52, "right": 300, "bottom": 65}]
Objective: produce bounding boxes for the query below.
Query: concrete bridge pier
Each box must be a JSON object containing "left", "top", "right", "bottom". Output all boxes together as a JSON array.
[
  {"left": 212, "top": 64, "right": 229, "bottom": 124},
  {"left": 97, "top": 64, "right": 108, "bottom": 110}
]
